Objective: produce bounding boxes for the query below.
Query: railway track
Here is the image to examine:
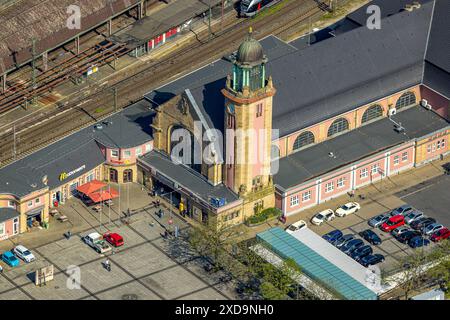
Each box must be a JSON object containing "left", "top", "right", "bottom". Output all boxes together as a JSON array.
[{"left": 0, "top": 0, "right": 323, "bottom": 168}]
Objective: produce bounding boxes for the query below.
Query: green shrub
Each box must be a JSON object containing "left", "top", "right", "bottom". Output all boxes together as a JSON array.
[{"left": 246, "top": 207, "right": 281, "bottom": 225}]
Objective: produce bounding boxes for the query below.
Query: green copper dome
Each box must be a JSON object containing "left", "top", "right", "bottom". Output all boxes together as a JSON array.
[{"left": 236, "top": 28, "right": 264, "bottom": 65}]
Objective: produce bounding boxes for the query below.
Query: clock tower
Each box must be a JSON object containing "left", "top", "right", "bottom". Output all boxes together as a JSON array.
[{"left": 222, "top": 28, "right": 276, "bottom": 216}]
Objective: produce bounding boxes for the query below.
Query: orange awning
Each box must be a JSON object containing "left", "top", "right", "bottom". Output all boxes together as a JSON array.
[
  {"left": 77, "top": 180, "right": 106, "bottom": 195},
  {"left": 87, "top": 188, "right": 119, "bottom": 203}
]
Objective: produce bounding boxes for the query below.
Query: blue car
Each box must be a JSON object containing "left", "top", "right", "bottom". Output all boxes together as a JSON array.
[
  {"left": 350, "top": 245, "right": 373, "bottom": 261},
  {"left": 360, "top": 254, "right": 385, "bottom": 267},
  {"left": 341, "top": 239, "right": 364, "bottom": 255},
  {"left": 322, "top": 230, "right": 343, "bottom": 244},
  {"left": 359, "top": 229, "right": 382, "bottom": 245},
  {"left": 408, "top": 236, "right": 430, "bottom": 248},
  {"left": 1, "top": 251, "right": 20, "bottom": 267}
]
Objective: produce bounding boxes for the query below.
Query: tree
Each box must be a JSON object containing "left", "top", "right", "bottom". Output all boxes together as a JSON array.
[{"left": 426, "top": 240, "right": 450, "bottom": 297}]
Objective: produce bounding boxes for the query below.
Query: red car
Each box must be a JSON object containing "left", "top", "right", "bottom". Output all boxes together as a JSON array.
[
  {"left": 103, "top": 232, "right": 124, "bottom": 247},
  {"left": 380, "top": 215, "right": 405, "bottom": 232},
  {"left": 430, "top": 228, "right": 450, "bottom": 242}
]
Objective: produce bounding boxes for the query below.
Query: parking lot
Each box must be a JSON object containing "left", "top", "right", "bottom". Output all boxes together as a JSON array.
[
  {"left": 0, "top": 186, "right": 237, "bottom": 300},
  {"left": 303, "top": 176, "right": 450, "bottom": 274}
]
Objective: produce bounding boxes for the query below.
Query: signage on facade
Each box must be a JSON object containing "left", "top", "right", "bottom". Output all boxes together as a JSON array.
[{"left": 59, "top": 165, "right": 86, "bottom": 181}]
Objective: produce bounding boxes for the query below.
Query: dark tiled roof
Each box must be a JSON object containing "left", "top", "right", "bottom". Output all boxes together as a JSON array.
[
  {"left": 93, "top": 99, "right": 154, "bottom": 148},
  {"left": 0, "top": 207, "right": 19, "bottom": 223},
  {"left": 139, "top": 150, "right": 239, "bottom": 206},
  {"left": 274, "top": 106, "right": 450, "bottom": 190},
  {"left": 0, "top": 101, "right": 154, "bottom": 198}
]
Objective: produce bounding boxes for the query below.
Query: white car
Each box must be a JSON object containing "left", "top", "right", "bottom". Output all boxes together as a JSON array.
[
  {"left": 335, "top": 202, "right": 361, "bottom": 217},
  {"left": 286, "top": 220, "right": 307, "bottom": 234},
  {"left": 311, "top": 209, "right": 335, "bottom": 226},
  {"left": 13, "top": 245, "right": 36, "bottom": 263}
]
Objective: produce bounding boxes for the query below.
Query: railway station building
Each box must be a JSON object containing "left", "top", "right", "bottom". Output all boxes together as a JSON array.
[{"left": 0, "top": 0, "right": 449, "bottom": 240}]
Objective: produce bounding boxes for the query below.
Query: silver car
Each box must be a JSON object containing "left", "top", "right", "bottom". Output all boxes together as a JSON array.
[
  {"left": 391, "top": 225, "right": 410, "bottom": 237},
  {"left": 404, "top": 210, "right": 424, "bottom": 225},
  {"left": 423, "top": 223, "right": 444, "bottom": 236},
  {"left": 368, "top": 214, "right": 390, "bottom": 228}
]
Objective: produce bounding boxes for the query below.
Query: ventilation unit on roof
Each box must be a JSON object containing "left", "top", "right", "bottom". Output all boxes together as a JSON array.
[
  {"left": 394, "top": 122, "right": 405, "bottom": 133},
  {"left": 388, "top": 108, "right": 397, "bottom": 117},
  {"left": 420, "top": 99, "right": 432, "bottom": 110}
]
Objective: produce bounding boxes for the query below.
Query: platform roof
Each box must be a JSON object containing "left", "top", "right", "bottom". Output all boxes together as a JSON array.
[
  {"left": 0, "top": 207, "right": 19, "bottom": 223},
  {"left": 112, "top": 0, "right": 224, "bottom": 48},
  {"left": 274, "top": 106, "right": 450, "bottom": 191},
  {"left": 257, "top": 227, "right": 378, "bottom": 300}
]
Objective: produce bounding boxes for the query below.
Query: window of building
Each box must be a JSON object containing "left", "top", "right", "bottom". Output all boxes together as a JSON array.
[
  {"left": 290, "top": 195, "right": 299, "bottom": 207},
  {"left": 252, "top": 176, "right": 261, "bottom": 186},
  {"left": 337, "top": 177, "right": 346, "bottom": 188},
  {"left": 0, "top": 223, "right": 4, "bottom": 236},
  {"left": 371, "top": 164, "right": 380, "bottom": 175},
  {"left": 256, "top": 103, "right": 263, "bottom": 117},
  {"left": 28, "top": 200, "right": 33, "bottom": 207},
  {"left": 293, "top": 131, "right": 315, "bottom": 151},
  {"left": 327, "top": 118, "right": 349, "bottom": 137},
  {"left": 302, "top": 191, "right": 311, "bottom": 202},
  {"left": 227, "top": 114, "right": 235, "bottom": 128},
  {"left": 394, "top": 155, "right": 400, "bottom": 165},
  {"left": 432, "top": 143, "right": 436, "bottom": 152},
  {"left": 136, "top": 147, "right": 142, "bottom": 156},
  {"left": 145, "top": 144, "right": 152, "bottom": 153},
  {"left": 271, "top": 145, "right": 280, "bottom": 160},
  {"left": 360, "top": 168, "right": 368, "bottom": 179},
  {"left": 395, "top": 91, "right": 416, "bottom": 110},
  {"left": 123, "top": 150, "right": 132, "bottom": 159},
  {"left": 427, "top": 144, "right": 432, "bottom": 153},
  {"left": 111, "top": 150, "right": 119, "bottom": 158},
  {"left": 442, "top": 139, "right": 446, "bottom": 149},
  {"left": 8, "top": 200, "right": 15, "bottom": 208},
  {"left": 35, "top": 198, "right": 40, "bottom": 205},
  {"left": 325, "top": 181, "right": 334, "bottom": 193},
  {"left": 402, "top": 152, "right": 408, "bottom": 162},
  {"left": 361, "top": 105, "right": 383, "bottom": 124}
]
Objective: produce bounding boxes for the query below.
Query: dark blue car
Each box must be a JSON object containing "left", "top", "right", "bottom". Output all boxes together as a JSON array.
[
  {"left": 341, "top": 239, "right": 364, "bottom": 255},
  {"left": 360, "top": 254, "right": 385, "bottom": 267},
  {"left": 322, "top": 230, "right": 343, "bottom": 244},
  {"left": 350, "top": 245, "right": 373, "bottom": 261},
  {"left": 408, "top": 236, "right": 430, "bottom": 248},
  {"left": 359, "top": 229, "right": 382, "bottom": 245},
  {"left": 334, "top": 234, "right": 355, "bottom": 248}
]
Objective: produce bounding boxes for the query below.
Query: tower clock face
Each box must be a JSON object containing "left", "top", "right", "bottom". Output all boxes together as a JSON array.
[{"left": 227, "top": 103, "right": 235, "bottom": 114}]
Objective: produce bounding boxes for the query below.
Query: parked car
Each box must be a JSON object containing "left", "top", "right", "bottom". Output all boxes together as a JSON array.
[
  {"left": 395, "top": 230, "right": 421, "bottom": 244},
  {"left": 422, "top": 223, "right": 444, "bottom": 236},
  {"left": 410, "top": 217, "right": 435, "bottom": 231},
  {"left": 359, "top": 229, "right": 382, "bottom": 245},
  {"left": 408, "top": 236, "right": 430, "bottom": 248},
  {"left": 286, "top": 220, "right": 308, "bottom": 234},
  {"left": 334, "top": 234, "right": 355, "bottom": 248},
  {"left": 322, "top": 230, "right": 343, "bottom": 244},
  {"left": 380, "top": 215, "right": 405, "bottom": 232},
  {"left": 311, "top": 209, "right": 335, "bottom": 226},
  {"left": 404, "top": 210, "right": 424, "bottom": 225},
  {"left": 368, "top": 213, "right": 391, "bottom": 228},
  {"left": 350, "top": 245, "right": 373, "bottom": 261},
  {"left": 430, "top": 228, "right": 450, "bottom": 242},
  {"left": 335, "top": 202, "right": 360, "bottom": 217},
  {"left": 390, "top": 205, "right": 414, "bottom": 217},
  {"left": 360, "top": 254, "right": 385, "bottom": 267},
  {"left": 1, "top": 251, "right": 20, "bottom": 267},
  {"left": 391, "top": 225, "right": 410, "bottom": 237},
  {"left": 341, "top": 239, "right": 364, "bottom": 255},
  {"left": 419, "top": 219, "right": 439, "bottom": 234},
  {"left": 103, "top": 232, "right": 124, "bottom": 247},
  {"left": 82, "top": 232, "right": 112, "bottom": 254},
  {"left": 13, "top": 245, "right": 35, "bottom": 263}
]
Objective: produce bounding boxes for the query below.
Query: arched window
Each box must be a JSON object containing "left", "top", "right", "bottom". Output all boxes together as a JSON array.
[
  {"left": 109, "top": 169, "right": 118, "bottom": 183},
  {"left": 361, "top": 104, "right": 383, "bottom": 124},
  {"left": 123, "top": 169, "right": 133, "bottom": 183},
  {"left": 396, "top": 92, "right": 416, "bottom": 109},
  {"left": 293, "top": 131, "right": 315, "bottom": 151},
  {"left": 271, "top": 145, "right": 280, "bottom": 159},
  {"left": 327, "top": 118, "right": 349, "bottom": 137}
]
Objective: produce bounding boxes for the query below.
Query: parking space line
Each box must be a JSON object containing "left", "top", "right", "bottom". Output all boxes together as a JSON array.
[
  {"left": 33, "top": 247, "right": 100, "bottom": 300},
  {"left": 125, "top": 223, "right": 233, "bottom": 300},
  {"left": 0, "top": 272, "right": 36, "bottom": 300}
]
